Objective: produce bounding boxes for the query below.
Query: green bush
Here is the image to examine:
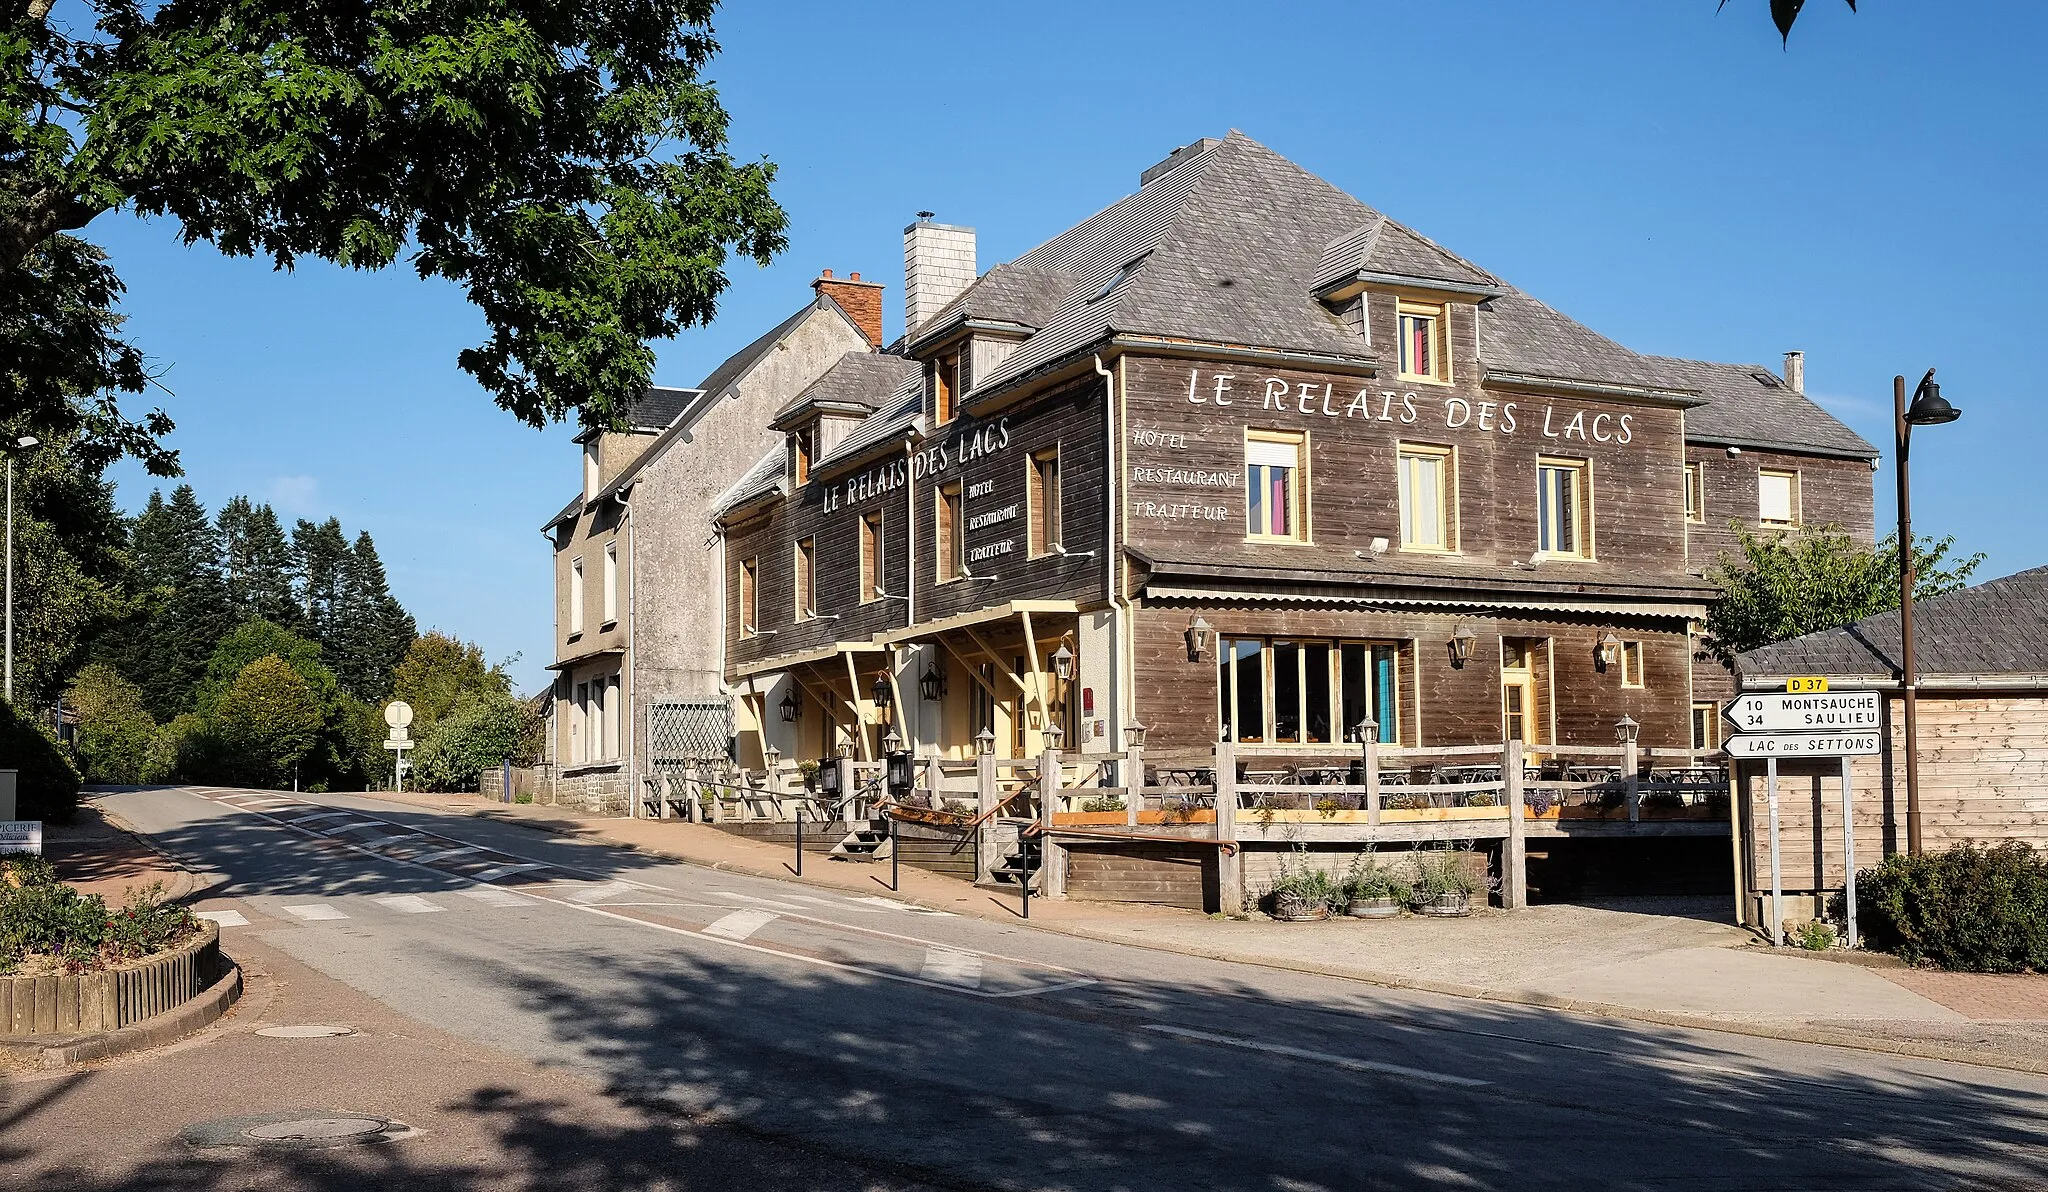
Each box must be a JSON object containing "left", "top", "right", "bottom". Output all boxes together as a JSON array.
[
  {"left": 1851, "top": 843, "right": 2048, "bottom": 972},
  {"left": 0, "top": 860, "right": 197, "bottom": 975},
  {"left": 0, "top": 698, "right": 81, "bottom": 822},
  {"left": 141, "top": 713, "right": 225, "bottom": 784},
  {"left": 411, "top": 690, "right": 526, "bottom": 792},
  {"left": 66, "top": 663, "right": 158, "bottom": 784}
]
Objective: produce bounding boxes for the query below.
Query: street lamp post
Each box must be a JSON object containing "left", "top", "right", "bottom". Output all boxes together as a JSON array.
[
  {"left": 4, "top": 435, "right": 40, "bottom": 704},
  {"left": 1895, "top": 369, "right": 1961, "bottom": 856}
]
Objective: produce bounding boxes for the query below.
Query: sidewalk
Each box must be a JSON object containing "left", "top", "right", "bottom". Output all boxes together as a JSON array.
[
  {"left": 38, "top": 804, "right": 214, "bottom": 906},
  {"left": 205, "top": 788, "right": 2048, "bottom": 1072}
]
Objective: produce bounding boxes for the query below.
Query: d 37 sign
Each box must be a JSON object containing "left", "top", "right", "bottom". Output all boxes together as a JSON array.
[{"left": 1722, "top": 690, "right": 1880, "bottom": 735}]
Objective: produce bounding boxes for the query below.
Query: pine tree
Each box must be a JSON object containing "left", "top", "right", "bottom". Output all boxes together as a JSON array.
[
  {"left": 218, "top": 498, "right": 298, "bottom": 628},
  {"left": 291, "top": 517, "right": 351, "bottom": 646},
  {"left": 111, "top": 486, "right": 233, "bottom": 719},
  {"left": 330, "top": 532, "right": 417, "bottom": 701}
]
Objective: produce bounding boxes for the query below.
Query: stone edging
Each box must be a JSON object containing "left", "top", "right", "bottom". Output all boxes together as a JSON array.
[
  {"left": 3, "top": 920, "right": 222, "bottom": 1038},
  {"left": 36, "top": 958, "right": 242, "bottom": 1069}
]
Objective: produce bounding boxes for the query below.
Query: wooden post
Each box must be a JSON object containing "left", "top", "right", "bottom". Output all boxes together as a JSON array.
[
  {"left": 1624, "top": 735, "right": 1641, "bottom": 823},
  {"left": 836, "top": 756, "right": 858, "bottom": 823},
  {"left": 708, "top": 766, "right": 724, "bottom": 824},
  {"left": 1767, "top": 755, "right": 1784, "bottom": 947},
  {"left": 1729, "top": 762, "right": 1748, "bottom": 927},
  {"left": 1840, "top": 756, "right": 1858, "bottom": 949},
  {"left": 1364, "top": 741, "right": 1381, "bottom": 830},
  {"left": 1125, "top": 742, "right": 1143, "bottom": 828},
  {"left": 1502, "top": 739, "right": 1527, "bottom": 911},
  {"left": 658, "top": 771, "right": 671, "bottom": 820},
  {"left": 976, "top": 749, "right": 998, "bottom": 884},
  {"left": 1038, "top": 745, "right": 1064, "bottom": 898},
  {"left": 1214, "top": 739, "right": 1243, "bottom": 915}
]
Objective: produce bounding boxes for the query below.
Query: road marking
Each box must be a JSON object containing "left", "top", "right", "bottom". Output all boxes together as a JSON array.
[
  {"left": 415, "top": 845, "right": 483, "bottom": 863},
  {"left": 565, "top": 880, "right": 635, "bottom": 904},
  {"left": 919, "top": 948, "right": 984, "bottom": 988},
  {"left": 703, "top": 910, "right": 779, "bottom": 941},
  {"left": 196, "top": 910, "right": 249, "bottom": 927},
  {"left": 850, "top": 895, "right": 955, "bottom": 916},
  {"left": 318, "top": 821, "right": 387, "bottom": 836},
  {"left": 472, "top": 862, "right": 547, "bottom": 883},
  {"left": 711, "top": 890, "right": 812, "bottom": 910},
  {"left": 459, "top": 887, "right": 529, "bottom": 908},
  {"left": 282, "top": 904, "right": 350, "bottom": 922},
  {"left": 1139, "top": 1025, "right": 1490, "bottom": 1088},
  {"left": 373, "top": 895, "right": 443, "bottom": 914},
  {"left": 782, "top": 894, "right": 884, "bottom": 913},
  {"left": 288, "top": 812, "right": 351, "bottom": 826}
]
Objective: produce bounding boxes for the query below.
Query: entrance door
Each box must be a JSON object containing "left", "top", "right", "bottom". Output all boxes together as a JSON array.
[{"left": 1500, "top": 637, "right": 1546, "bottom": 748}]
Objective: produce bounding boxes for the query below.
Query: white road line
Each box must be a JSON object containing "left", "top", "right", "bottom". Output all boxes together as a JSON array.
[
  {"left": 703, "top": 910, "right": 780, "bottom": 941},
  {"left": 459, "top": 887, "right": 529, "bottom": 908},
  {"left": 282, "top": 903, "right": 350, "bottom": 922},
  {"left": 566, "top": 881, "right": 635, "bottom": 904},
  {"left": 783, "top": 894, "right": 883, "bottom": 913},
  {"left": 850, "top": 895, "right": 955, "bottom": 916},
  {"left": 318, "top": 821, "right": 388, "bottom": 836},
  {"left": 415, "top": 845, "right": 482, "bottom": 863},
  {"left": 472, "top": 862, "right": 547, "bottom": 883},
  {"left": 711, "top": 890, "right": 812, "bottom": 910},
  {"left": 1140, "top": 1025, "right": 1490, "bottom": 1088},
  {"left": 287, "top": 812, "right": 351, "bottom": 826},
  {"left": 373, "top": 895, "right": 443, "bottom": 914},
  {"left": 195, "top": 909, "right": 249, "bottom": 927},
  {"left": 919, "top": 948, "right": 984, "bottom": 988}
]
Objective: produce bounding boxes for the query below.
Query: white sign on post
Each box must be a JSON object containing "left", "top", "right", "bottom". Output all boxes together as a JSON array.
[
  {"left": 1724, "top": 732, "right": 1881, "bottom": 758},
  {"left": 0, "top": 821, "right": 42, "bottom": 854},
  {"left": 1723, "top": 690, "right": 1881, "bottom": 734}
]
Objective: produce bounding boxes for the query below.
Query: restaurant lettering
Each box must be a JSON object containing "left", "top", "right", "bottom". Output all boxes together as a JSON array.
[
  {"left": 1181, "top": 369, "right": 1632, "bottom": 444},
  {"left": 819, "top": 416, "right": 1014, "bottom": 513}
]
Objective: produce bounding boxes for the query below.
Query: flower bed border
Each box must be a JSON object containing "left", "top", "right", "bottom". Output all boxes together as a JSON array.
[{"left": 2, "top": 920, "right": 221, "bottom": 1037}]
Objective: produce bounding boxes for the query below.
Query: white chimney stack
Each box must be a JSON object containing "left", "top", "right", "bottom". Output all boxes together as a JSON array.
[
  {"left": 1783, "top": 350, "right": 1805, "bottom": 393},
  {"left": 904, "top": 214, "right": 975, "bottom": 336}
]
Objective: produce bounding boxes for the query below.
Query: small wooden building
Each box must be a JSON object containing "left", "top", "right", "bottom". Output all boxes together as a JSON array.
[{"left": 1732, "top": 565, "right": 2048, "bottom": 930}]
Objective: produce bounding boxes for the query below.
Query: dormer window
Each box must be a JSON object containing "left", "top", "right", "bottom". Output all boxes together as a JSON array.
[
  {"left": 793, "top": 422, "right": 818, "bottom": 486},
  {"left": 933, "top": 352, "right": 961, "bottom": 425},
  {"left": 1397, "top": 300, "right": 1450, "bottom": 384}
]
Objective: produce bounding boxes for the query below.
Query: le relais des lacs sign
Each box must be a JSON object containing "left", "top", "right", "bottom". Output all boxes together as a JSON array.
[
  {"left": 817, "top": 417, "right": 1013, "bottom": 513},
  {"left": 1181, "top": 368, "right": 1637, "bottom": 443}
]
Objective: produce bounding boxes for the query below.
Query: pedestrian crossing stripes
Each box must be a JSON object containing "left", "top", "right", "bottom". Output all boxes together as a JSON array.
[
  {"left": 414, "top": 845, "right": 482, "bottom": 863},
  {"left": 282, "top": 903, "right": 348, "bottom": 921},
  {"left": 373, "top": 895, "right": 443, "bottom": 914},
  {"left": 472, "top": 862, "right": 547, "bottom": 883},
  {"left": 566, "top": 881, "right": 635, "bottom": 904},
  {"left": 919, "top": 948, "right": 984, "bottom": 988},
  {"left": 459, "top": 887, "right": 529, "bottom": 908},
  {"left": 703, "top": 909, "right": 779, "bottom": 941},
  {"left": 195, "top": 909, "right": 249, "bottom": 927}
]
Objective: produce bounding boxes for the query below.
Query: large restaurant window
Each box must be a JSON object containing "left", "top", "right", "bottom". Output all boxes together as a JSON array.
[
  {"left": 1684, "top": 461, "right": 1706, "bottom": 523},
  {"left": 1397, "top": 299, "right": 1450, "bottom": 383},
  {"left": 1028, "top": 448, "right": 1062, "bottom": 556},
  {"left": 1398, "top": 444, "right": 1454, "bottom": 551},
  {"left": 1218, "top": 637, "right": 1400, "bottom": 745},
  {"left": 794, "top": 537, "right": 816, "bottom": 620},
  {"left": 933, "top": 352, "right": 961, "bottom": 425},
  {"left": 935, "top": 482, "right": 964, "bottom": 582},
  {"left": 738, "top": 556, "right": 757, "bottom": 638},
  {"left": 1758, "top": 469, "right": 1800, "bottom": 526},
  {"left": 860, "top": 512, "right": 883, "bottom": 603},
  {"left": 1245, "top": 431, "right": 1308, "bottom": 542},
  {"left": 1537, "top": 457, "right": 1591, "bottom": 559}
]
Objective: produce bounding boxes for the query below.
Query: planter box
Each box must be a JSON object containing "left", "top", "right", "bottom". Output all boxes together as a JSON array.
[
  {"left": 2, "top": 921, "right": 220, "bottom": 1038},
  {"left": 1052, "top": 810, "right": 1217, "bottom": 827}
]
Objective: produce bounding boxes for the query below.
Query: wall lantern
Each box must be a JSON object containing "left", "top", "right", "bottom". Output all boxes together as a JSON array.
[
  {"left": 1447, "top": 624, "right": 1477, "bottom": 669},
  {"left": 1353, "top": 718, "right": 1381, "bottom": 746},
  {"left": 919, "top": 664, "right": 947, "bottom": 702},
  {"left": 975, "top": 726, "right": 997, "bottom": 757},
  {"left": 882, "top": 727, "right": 911, "bottom": 797},
  {"left": 1051, "top": 642, "right": 1075, "bottom": 682},
  {"left": 1596, "top": 632, "right": 1622, "bottom": 672},
  {"left": 872, "top": 672, "right": 892, "bottom": 710},
  {"left": 1045, "top": 722, "right": 1065, "bottom": 750},
  {"left": 1185, "top": 615, "right": 1214, "bottom": 663},
  {"left": 778, "top": 689, "right": 802, "bottom": 723},
  {"left": 1125, "top": 721, "right": 1149, "bottom": 749},
  {"left": 764, "top": 743, "right": 780, "bottom": 772},
  {"left": 1614, "top": 714, "right": 1640, "bottom": 746}
]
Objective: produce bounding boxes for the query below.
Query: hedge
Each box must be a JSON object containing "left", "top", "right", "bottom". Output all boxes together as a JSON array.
[
  {"left": 1850, "top": 842, "right": 2048, "bottom": 972},
  {"left": 0, "top": 699, "right": 80, "bottom": 823}
]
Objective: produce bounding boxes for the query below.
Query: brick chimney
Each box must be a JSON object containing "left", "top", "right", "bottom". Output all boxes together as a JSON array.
[
  {"left": 903, "top": 214, "right": 975, "bottom": 335},
  {"left": 1783, "top": 350, "right": 1805, "bottom": 393},
  {"left": 812, "top": 270, "right": 885, "bottom": 349}
]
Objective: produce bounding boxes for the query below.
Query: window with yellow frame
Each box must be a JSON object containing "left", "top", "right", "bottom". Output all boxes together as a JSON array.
[
  {"left": 1397, "top": 443, "right": 1456, "bottom": 551},
  {"left": 1397, "top": 299, "right": 1450, "bottom": 384},
  {"left": 1245, "top": 430, "right": 1309, "bottom": 543}
]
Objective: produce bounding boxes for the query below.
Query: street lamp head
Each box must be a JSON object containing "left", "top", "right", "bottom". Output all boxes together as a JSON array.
[
  {"left": 13, "top": 436, "right": 37, "bottom": 450},
  {"left": 1906, "top": 370, "right": 1961, "bottom": 427}
]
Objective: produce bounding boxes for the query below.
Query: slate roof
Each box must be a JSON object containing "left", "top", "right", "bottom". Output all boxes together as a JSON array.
[
  {"left": 1737, "top": 565, "right": 2048, "bottom": 680},
  {"left": 772, "top": 352, "right": 919, "bottom": 425},
  {"left": 1476, "top": 290, "right": 1690, "bottom": 395},
  {"left": 1645, "top": 356, "right": 1876, "bottom": 458},
  {"left": 710, "top": 445, "right": 789, "bottom": 521},
  {"left": 619, "top": 386, "right": 706, "bottom": 431},
  {"left": 816, "top": 375, "right": 924, "bottom": 470},
  {"left": 908, "top": 262, "right": 1076, "bottom": 347},
  {"left": 542, "top": 491, "right": 584, "bottom": 532}
]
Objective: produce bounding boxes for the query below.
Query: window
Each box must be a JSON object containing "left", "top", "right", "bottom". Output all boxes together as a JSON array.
[
  {"left": 1684, "top": 462, "right": 1706, "bottom": 524},
  {"left": 793, "top": 423, "right": 818, "bottom": 486},
  {"left": 933, "top": 352, "right": 961, "bottom": 424},
  {"left": 571, "top": 680, "right": 590, "bottom": 763},
  {"left": 1691, "top": 703, "right": 1722, "bottom": 752},
  {"left": 972, "top": 662, "right": 996, "bottom": 744},
  {"left": 1536, "top": 457, "right": 1591, "bottom": 558},
  {"left": 1246, "top": 431, "right": 1308, "bottom": 542},
  {"left": 1398, "top": 444, "right": 1454, "bottom": 551},
  {"left": 569, "top": 557, "right": 585, "bottom": 634},
  {"left": 1029, "top": 448, "right": 1062, "bottom": 556},
  {"left": 583, "top": 441, "right": 600, "bottom": 499},
  {"left": 794, "top": 537, "right": 816, "bottom": 620},
  {"left": 1219, "top": 637, "right": 1401, "bottom": 746},
  {"left": 1620, "top": 640, "right": 1644, "bottom": 688},
  {"left": 1501, "top": 637, "right": 1544, "bottom": 746},
  {"left": 936, "top": 482, "right": 964, "bottom": 582},
  {"left": 1758, "top": 469, "right": 1800, "bottom": 526},
  {"left": 1397, "top": 300, "right": 1449, "bottom": 383},
  {"left": 860, "top": 512, "right": 883, "bottom": 603},
  {"left": 602, "top": 543, "right": 618, "bottom": 625},
  {"left": 738, "top": 556, "right": 758, "bottom": 638}
]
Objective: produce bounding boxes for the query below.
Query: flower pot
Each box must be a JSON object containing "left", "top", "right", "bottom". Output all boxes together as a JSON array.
[
  {"left": 1345, "top": 896, "right": 1401, "bottom": 919},
  {"left": 1271, "top": 894, "right": 1330, "bottom": 922},
  {"left": 1414, "top": 891, "right": 1472, "bottom": 918}
]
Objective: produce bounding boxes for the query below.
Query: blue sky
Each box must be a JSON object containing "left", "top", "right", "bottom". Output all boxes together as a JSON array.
[{"left": 95, "top": 1, "right": 2044, "bottom": 695}]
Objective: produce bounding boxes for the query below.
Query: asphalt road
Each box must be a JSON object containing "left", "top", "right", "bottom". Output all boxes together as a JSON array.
[{"left": 81, "top": 786, "right": 2048, "bottom": 1190}]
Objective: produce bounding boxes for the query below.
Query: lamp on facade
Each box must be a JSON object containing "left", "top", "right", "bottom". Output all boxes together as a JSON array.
[
  {"left": 919, "top": 663, "right": 947, "bottom": 702},
  {"left": 764, "top": 743, "right": 780, "bottom": 772},
  {"left": 1051, "top": 642, "right": 1075, "bottom": 682},
  {"left": 1596, "top": 632, "right": 1622, "bottom": 671},
  {"left": 872, "top": 672, "right": 892, "bottom": 710},
  {"left": 1447, "top": 624, "right": 1477, "bottom": 669},
  {"left": 778, "top": 689, "right": 801, "bottom": 723},
  {"left": 1124, "top": 721, "right": 1148, "bottom": 749},
  {"left": 1613, "top": 715, "right": 1640, "bottom": 745},
  {"left": 1896, "top": 368, "right": 1962, "bottom": 856},
  {"left": 975, "top": 726, "right": 997, "bottom": 757},
  {"left": 1185, "top": 615, "right": 1214, "bottom": 663},
  {"left": 819, "top": 753, "right": 842, "bottom": 796},
  {"left": 1045, "top": 722, "right": 1065, "bottom": 751}
]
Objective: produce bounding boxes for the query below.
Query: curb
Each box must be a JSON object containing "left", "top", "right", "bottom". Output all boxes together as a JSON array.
[
  {"left": 36, "top": 960, "right": 243, "bottom": 1069},
  {"left": 357, "top": 793, "right": 2048, "bottom": 1077}
]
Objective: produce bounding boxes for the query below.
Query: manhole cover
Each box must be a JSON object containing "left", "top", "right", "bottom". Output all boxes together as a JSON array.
[
  {"left": 182, "top": 1111, "right": 415, "bottom": 1150},
  {"left": 255, "top": 1024, "right": 356, "bottom": 1038}
]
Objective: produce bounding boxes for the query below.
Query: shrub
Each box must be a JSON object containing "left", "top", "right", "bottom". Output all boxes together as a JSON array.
[
  {"left": 1851, "top": 843, "right": 2048, "bottom": 972},
  {"left": 66, "top": 663, "right": 158, "bottom": 784},
  {"left": 214, "top": 655, "right": 322, "bottom": 788},
  {"left": 1341, "top": 852, "right": 1411, "bottom": 904},
  {"left": 1414, "top": 848, "right": 1484, "bottom": 899},
  {"left": 1264, "top": 850, "right": 1341, "bottom": 917},
  {"left": 141, "top": 713, "right": 222, "bottom": 784},
  {"left": 0, "top": 698, "right": 80, "bottom": 822},
  {"left": 1796, "top": 920, "right": 1836, "bottom": 951},
  {"left": 411, "top": 690, "right": 525, "bottom": 793},
  {"left": 1080, "top": 795, "right": 1126, "bottom": 813},
  {"left": 0, "top": 867, "right": 197, "bottom": 975}
]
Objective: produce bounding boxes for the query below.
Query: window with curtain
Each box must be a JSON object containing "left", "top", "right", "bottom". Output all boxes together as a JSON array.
[
  {"left": 1029, "top": 448, "right": 1062, "bottom": 555},
  {"left": 794, "top": 537, "right": 816, "bottom": 620},
  {"left": 1397, "top": 300, "right": 1449, "bottom": 383},
  {"left": 739, "top": 557, "right": 757, "bottom": 638},
  {"left": 936, "top": 483, "right": 964, "bottom": 581},
  {"left": 1245, "top": 432, "right": 1307, "bottom": 541},
  {"left": 860, "top": 512, "right": 883, "bottom": 603},
  {"left": 1537, "top": 458, "right": 1591, "bottom": 558},
  {"left": 1398, "top": 445, "right": 1453, "bottom": 550},
  {"left": 1758, "top": 470, "right": 1799, "bottom": 525}
]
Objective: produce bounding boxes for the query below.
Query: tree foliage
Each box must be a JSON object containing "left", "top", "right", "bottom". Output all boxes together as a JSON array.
[
  {"left": 0, "top": 421, "right": 131, "bottom": 708},
  {"left": 7, "top": 0, "right": 786, "bottom": 446},
  {"left": 218, "top": 497, "right": 298, "bottom": 628},
  {"left": 63, "top": 662, "right": 155, "bottom": 784},
  {"left": 212, "top": 654, "right": 322, "bottom": 788},
  {"left": 411, "top": 689, "right": 528, "bottom": 792},
  {"left": 0, "top": 697, "right": 80, "bottom": 821},
  {"left": 99, "top": 485, "right": 231, "bottom": 719},
  {"left": 1719, "top": 0, "right": 1857, "bottom": 44},
  {"left": 391, "top": 632, "right": 509, "bottom": 733},
  {"left": 1703, "top": 523, "right": 1984, "bottom": 664}
]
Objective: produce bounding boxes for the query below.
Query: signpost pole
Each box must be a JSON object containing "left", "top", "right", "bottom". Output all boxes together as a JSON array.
[
  {"left": 1767, "top": 755, "right": 1783, "bottom": 947},
  {"left": 1841, "top": 756, "right": 1858, "bottom": 949}
]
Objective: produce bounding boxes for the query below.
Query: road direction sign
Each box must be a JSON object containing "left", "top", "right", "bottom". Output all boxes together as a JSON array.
[
  {"left": 1724, "top": 731, "right": 1881, "bottom": 758},
  {"left": 1723, "top": 690, "right": 1881, "bottom": 734}
]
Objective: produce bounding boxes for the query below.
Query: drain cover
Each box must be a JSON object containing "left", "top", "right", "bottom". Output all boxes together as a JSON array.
[
  {"left": 255, "top": 1024, "right": 356, "bottom": 1038},
  {"left": 182, "top": 1110, "right": 415, "bottom": 1150}
]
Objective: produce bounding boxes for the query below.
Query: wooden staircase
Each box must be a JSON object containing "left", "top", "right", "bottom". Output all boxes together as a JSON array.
[{"left": 828, "top": 820, "right": 894, "bottom": 863}]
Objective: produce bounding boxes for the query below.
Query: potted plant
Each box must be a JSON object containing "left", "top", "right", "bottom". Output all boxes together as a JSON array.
[
  {"left": 1265, "top": 853, "right": 1339, "bottom": 922},
  {"left": 1412, "top": 848, "right": 1480, "bottom": 917},
  {"left": 1342, "top": 852, "right": 1410, "bottom": 919},
  {"left": 797, "top": 759, "right": 820, "bottom": 792}
]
